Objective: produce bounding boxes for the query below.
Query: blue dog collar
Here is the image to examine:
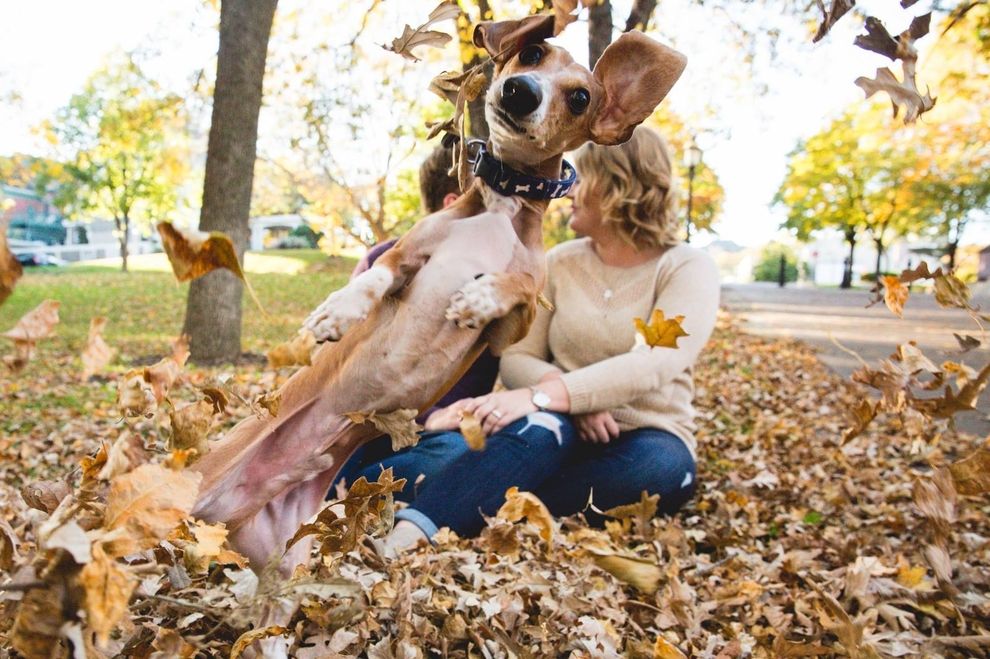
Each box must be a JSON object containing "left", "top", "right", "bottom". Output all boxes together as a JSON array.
[{"left": 468, "top": 140, "right": 576, "bottom": 201}]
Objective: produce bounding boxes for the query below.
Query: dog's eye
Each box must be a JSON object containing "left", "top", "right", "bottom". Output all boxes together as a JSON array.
[
  {"left": 567, "top": 88, "right": 591, "bottom": 115},
  {"left": 518, "top": 45, "right": 544, "bottom": 66}
]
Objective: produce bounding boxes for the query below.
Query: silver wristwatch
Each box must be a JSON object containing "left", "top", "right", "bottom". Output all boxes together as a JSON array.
[{"left": 529, "top": 386, "right": 551, "bottom": 411}]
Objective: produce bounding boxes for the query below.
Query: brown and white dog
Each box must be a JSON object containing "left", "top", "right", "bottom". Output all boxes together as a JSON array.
[{"left": 189, "top": 15, "right": 686, "bottom": 574}]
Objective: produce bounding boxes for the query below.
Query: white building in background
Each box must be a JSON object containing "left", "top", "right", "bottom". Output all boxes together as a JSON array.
[
  {"left": 797, "top": 230, "right": 942, "bottom": 286},
  {"left": 249, "top": 214, "right": 308, "bottom": 251}
]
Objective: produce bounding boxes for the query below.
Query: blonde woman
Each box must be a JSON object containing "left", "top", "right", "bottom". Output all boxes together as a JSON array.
[{"left": 385, "top": 125, "right": 720, "bottom": 549}]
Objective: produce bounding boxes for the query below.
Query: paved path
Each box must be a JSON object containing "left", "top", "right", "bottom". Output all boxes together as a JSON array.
[{"left": 721, "top": 283, "right": 990, "bottom": 437}]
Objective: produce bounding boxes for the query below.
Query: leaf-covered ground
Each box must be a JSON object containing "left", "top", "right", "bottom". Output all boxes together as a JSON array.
[{"left": 1, "top": 257, "right": 988, "bottom": 658}]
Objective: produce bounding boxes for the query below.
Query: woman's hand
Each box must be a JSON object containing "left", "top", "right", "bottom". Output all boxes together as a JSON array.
[
  {"left": 574, "top": 411, "right": 620, "bottom": 444},
  {"left": 462, "top": 389, "right": 537, "bottom": 435},
  {"left": 423, "top": 400, "right": 470, "bottom": 431}
]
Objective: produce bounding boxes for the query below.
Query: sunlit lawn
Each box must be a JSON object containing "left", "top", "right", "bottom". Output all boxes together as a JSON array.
[{"left": 0, "top": 249, "right": 354, "bottom": 359}]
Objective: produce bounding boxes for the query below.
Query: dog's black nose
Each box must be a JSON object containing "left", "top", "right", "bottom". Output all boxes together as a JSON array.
[{"left": 501, "top": 76, "right": 542, "bottom": 117}]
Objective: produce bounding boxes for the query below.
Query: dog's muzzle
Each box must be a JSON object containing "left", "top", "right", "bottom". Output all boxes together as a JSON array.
[{"left": 500, "top": 75, "right": 542, "bottom": 118}]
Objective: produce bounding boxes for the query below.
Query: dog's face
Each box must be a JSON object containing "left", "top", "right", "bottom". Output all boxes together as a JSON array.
[{"left": 475, "top": 16, "right": 687, "bottom": 167}]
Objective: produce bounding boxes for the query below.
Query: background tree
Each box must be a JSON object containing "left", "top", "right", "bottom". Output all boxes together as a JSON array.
[
  {"left": 752, "top": 241, "right": 799, "bottom": 283},
  {"left": 41, "top": 55, "right": 188, "bottom": 272},
  {"left": 182, "top": 0, "right": 278, "bottom": 364}
]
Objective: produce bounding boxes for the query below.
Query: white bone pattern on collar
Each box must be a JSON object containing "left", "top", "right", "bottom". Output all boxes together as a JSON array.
[{"left": 468, "top": 140, "right": 576, "bottom": 201}]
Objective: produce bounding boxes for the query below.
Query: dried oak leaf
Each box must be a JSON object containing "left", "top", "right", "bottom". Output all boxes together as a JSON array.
[
  {"left": 230, "top": 626, "right": 291, "bottom": 659},
  {"left": 80, "top": 316, "right": 115, "bottom": 380},
  {"left": 933, "top": 271, "right": 972, "bottom": 309},
  {"left": 953, "top": 333, "right": 980, "bottom": 353},
  {"left": 855, "top": 67, "right": 935, "bottom": 123},
  {"left": 267, "top": 329, "right": 316, "bottom": 368},
  {"left": 841, "top": 399, "right": 878, "bottom": 445},
  {"left": 587, "top": 548, "right": 662, "bottom": 594},
  {"left": 910, "top": 361, "right": 990, "bottom": 419},
  {"left": 948, "top": 446, "right": 990, "bottom": 496},
  {"left": 459, "top": 410, "right": 486, "bottom": 450},
  {"left": 497, "top": 486, "right": 555, "bottom": 548},
  {"left": 634, "top": 309, "right": 689, "bottom": 349},
  {"left": 157, "top": 221, "right": 244, "bottom": 282},
  {"left": 79, "top": 543, "right": 137, "bottom": 645},
  {"left": 881, "top": 275, "right": 908, "bottom": 317},
  {"left": 2, "top": 299, "right": 60, "bottom": 370},
  {"left": 346, "top": 409, "right": 422, "bottom": 451},
  {"left": 898, "top": 261, "right": 937, "bottom": 283},
  {"left": 202, "top": 386, "right": 229, "bottom": 414},
  {"left": 21, "top": 479, "right": 71, "bottom": 514},
  {"left": 0, "top": 221, "right": 23, "bottom": 306},
  {"left": 10, "top": 571, "right": 71, "bottom": 658},
  {"left": 813, "top": 0, "right": 855, "bottom": 42},
  {"left": 98, "top": 433, "right": 149, "bottom": 481},
  {"left": 102, "top": 463, "right": 201, "bottom": 558},
  {"left": 169, "top": 399, "right": 215, "bottom": 460},
  {"left": 117, "top": 370, "right": 157, "bottom": 417},
  {"left": 254, "top": 389, "right": 281, "bottom": 418},
  {"left": 180, "top": 520, "right": 232, "bottom": 573},
  {"left": 384, "top": 1, "right": 460, "bottom": 62}
]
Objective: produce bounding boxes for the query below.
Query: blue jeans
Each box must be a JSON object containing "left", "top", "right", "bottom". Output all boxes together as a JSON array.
[
  {"left": 393, "top": 412, "right": 696, "bottom": 538},
  {"left": 333, "top": 430, "right": 470, "bottom": 503}
]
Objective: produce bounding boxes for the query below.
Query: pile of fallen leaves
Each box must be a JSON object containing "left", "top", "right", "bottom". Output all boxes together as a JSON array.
[{"left": 1, "top": 300, "right": 989, "bottom": 657}]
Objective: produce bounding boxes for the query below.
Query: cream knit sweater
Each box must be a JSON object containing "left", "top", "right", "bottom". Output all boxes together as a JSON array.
[{"left": 500, "top": 238, "right": 720, "bottom": 456}]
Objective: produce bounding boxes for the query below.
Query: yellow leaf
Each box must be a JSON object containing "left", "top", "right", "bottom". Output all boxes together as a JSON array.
[
  {"left": 267, "top": 329, "right": 316, "bottom": 369},
  {"left": 80, "top": 316, "right": 115, "bottom": 380},
  {"left": 254, "top": 390, "right": 281, "bottom": 418},
  {"left": 169, "top": 399, "right": 215, "bottom": 460},
  {"left": 230, "top": 626, "right": 290, "bottom": 659},
  {"left": 346, "top": 409, "right": 422, "bottom": 451},
  {"left": 182, "top": 520, "right": 229, "bottom": 573},
  {"left": 948, "top": 446, "right": 990, "bottom": 496},
  {"left": 588, "top": 548, "right": 662, "bottom": 594},
  {"left": 654, "top": 635, "right": 688, "bottom": 659},
  {"left": 497, "top": 486, "right": 554, "bottom": 547},
  {"left": 633, "top": 309, "right": 689, "bottom": 349},
  {"left": 881, "top": 275, "right": 908, "bottom": 317},
  {"left": 896, "top": 564, "right": 928, "bottom": 589},
  {"left": 459, "top": 410, "right": 486, "bottom": 450},
  {"left": 79, "top": 543, "right": 137, "bottom": 645},
  {"left": 841, "top": 399, "right": 878, "bottom": 445},
  {"left": 103, "top": 464, "right": 201, "bottom": 557}
]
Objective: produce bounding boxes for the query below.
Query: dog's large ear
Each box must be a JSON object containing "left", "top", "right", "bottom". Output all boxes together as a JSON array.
[
  {"left": 590, "top": 32, "right": 687, "bottom": 146},
  {"left": 473, "top": 14, "right": 555, "bottom": 63}
]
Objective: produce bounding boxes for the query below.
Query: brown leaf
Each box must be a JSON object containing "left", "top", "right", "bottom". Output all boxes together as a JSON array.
[
  {"left": 144, "top": 355, "right": 185, "bottom": 405},
  {"left": 10, "top": 574, "right": 69, "bottom": 658},
  {"left": 79, "top": 543, "right": 137, "bottom": 645},
  {"left": 634, "top": 309, "right": 689, "bottom": 349},
  {"left": 881, "top": 275, "right": 908, "bottom": 317},
  {"left": 1, "top": 517, "right": 19, "bottom": 571},
  {"left": 346, "top": 409, "right": 422, "bottom": 451},
  {"left": 855, "top": 67, "right": 935, "bottom": 123},
  {"left": 654, "top": 635, "right": 688, "bottom": 659},
  {"left": 953, "top": 333, "right": 981, "bottom": 353},
  {"left": 80, "top": 316, "right": 115, "bottom": 380},
  {"left": 3, "top": 298, "right": 60, "bottom": 343},
  {"left": 181, "top": 520, "right": 229, "bottom": 573},
  {"left": 157, "top": 221, "right": 244, "bottom": 283},
  {"left": 384, "top": 1, "right": 460, "bottom": 61},
  {"left": 202, "top": 386, "right": 229, "bottom": 414},
  {"left": 813, "top": 0, "right": 855, "bottom": 42},
  {"left": 267, "top": 329, "right": 316, "bottom": 368},
  {"left": 98, "top": 433, "right": 150, "bottom": 481},
  {"left": 102, "top": 463, "right": 201, "bottom": 557},
  {"left": 169, "top": 399, "right": 215, "bottom": 460},
  {"left": 254, "top": 389, "right": 281, "bottom": 418},
  {"left": 841, "top": 399, "right": 878, "bottom": 445},
  {"left": 230, "top": 626, "right": 290, "bottom": 659},
  {"left": 948, "top": 446, "right": 990, "bottom": 496},
  {"left": 459, "top": 410, "right": 486, "bottom": 451},
  {"left": 933, "top": 271, "right": 972, "bottom": 309},
  {"left": 910, "top": 361, "right": 990, "bottom": 419},
  {"left": 588, "top": 549, "right": 662, "bottom": 594},
  {"left": 854, "top": 17, "right": 899, "bottom": 59},
  {"left": 20, "top": 479, "right": 71, "bottom": 514},
  {"left": 0, "top": 221, "right": 23, "bottom": 306},
  {"left": 899, "top": 261, "right": 938, "bottom": 283},
  {"left": 117, "top": 370, "right": 157, "bottom": 417},
  {"left": 497, "top": 486, "right": 554, "bottom": 548}
]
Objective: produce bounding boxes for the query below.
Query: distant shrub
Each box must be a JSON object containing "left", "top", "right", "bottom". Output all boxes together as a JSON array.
[{"left": 752, "top": 243, "right": 799, "bottom": 283}]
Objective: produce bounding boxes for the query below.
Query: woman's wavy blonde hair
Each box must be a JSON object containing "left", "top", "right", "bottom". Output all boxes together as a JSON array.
[{"left": 574, "top": 124, "right": 680, "bottom": 249}]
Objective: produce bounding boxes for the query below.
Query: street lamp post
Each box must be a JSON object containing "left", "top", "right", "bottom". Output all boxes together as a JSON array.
[{"left": 684, "top": 141, "right": 703, "bottom": 243}]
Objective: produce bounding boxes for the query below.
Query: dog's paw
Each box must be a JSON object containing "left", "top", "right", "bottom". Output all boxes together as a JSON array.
[
  {"left": 303, "top": 290, "right": 371, "bottom": 341},
  {"left": 445, "top": 275, "right": 503, "bottom": 330}
]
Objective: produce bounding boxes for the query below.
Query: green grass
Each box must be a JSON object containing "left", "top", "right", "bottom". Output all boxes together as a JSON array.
[{"left": 0, "top": 250, "right": 356, "bottom": 360}]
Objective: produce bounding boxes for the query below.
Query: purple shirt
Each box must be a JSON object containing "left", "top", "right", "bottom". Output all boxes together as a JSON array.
[{"left": 355, "top": 239, "right": 500, "bottom": 423}]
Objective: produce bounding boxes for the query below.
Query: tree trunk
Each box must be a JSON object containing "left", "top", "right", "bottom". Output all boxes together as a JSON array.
[
  {"left": 182, "top": 0, "right": 278, "bottom": 363},
  {"left": 588, "top": 0, "right": 613, "bottom": 68},
  {"left": 841, "top": 231, "right": 855, "bottom": 289},
  {"left": 873, "top": 238, "right": 884, "bottom": 283},
  {"left": 947, "top": 240, "right": 959, "bottom": 272},
  {"left": 115, "top": 216, "right": 130, "bottom": 273},
  {"left": 462, "top": 0, "right": 492, "bottom": 139},
  {"left": 624, "top": 0, "right": 658, "bottom": 31}
]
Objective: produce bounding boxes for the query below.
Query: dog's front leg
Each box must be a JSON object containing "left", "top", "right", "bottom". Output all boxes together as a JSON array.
[
  {"left": 445, "top": 271, "right": 538, "bottom": 332},
  {"left": 304, "top": 264, "right": 395, "bottom": 341}
]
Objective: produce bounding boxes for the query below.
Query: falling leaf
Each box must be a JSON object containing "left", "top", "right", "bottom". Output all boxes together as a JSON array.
[
  {"left": 813, "top": 0, "right": 855, "bottom": 42},
  {"left": 346, "top": 409, "right": 422, "bottom": 451},
  {"left": 202, "top": 386, "right": 229, "bottom": 414},
  {"left": 43, "top": 520, "right": 92, "bottom": 564},
  {"left": 79, "top": 543, "right": 137, "bottom": 645},
  {"left": 932, "top": 271, "right": 971, "bottom": 309},
  {"left": 899, "top": 261, "right": 937, "bottom": 283},
  {"left": 881, "top": 275, "right": 908, "bottom": 317},
  {"left": 254, "top": 390, "right": 281, "bottom": 418},
  {"left": 145, "top": 354, "right": 186, "bottom": 404},
  {"left": 20, "top": 479, "right": 71, "bottom": 514},
  {"left": 0, "top": 222, "right": 23, "bottom": 306},
  {"left": 459, "top": 410, "right": 485, "bottom": 450},
  {"left": 0, "top": 518, "right": 17, "bottom": 571},
  {"left": 841, "top": 399, "right": 878, "bottom": 445},
  {"left": 384, "top": 1, "right": 460, "bottom": 61},
  {"left": 855, "top": 67, "right": 935, "bottom": 123},
  {"left": 10, "top": 575, "right": 68, "bottom": 658},
  {"left": 267, "top": 329, "right": 316, "bottom": 368},
  {"left": 102, "top": 463, "right": 201, "bottom": 558},
  {"left": 953, "top": 333, "right": 980, "bottom": 353},
  {"left": 80, "top": 316, "right": 115, "bottom": 380},
  {"left": 98, "top": 433, "right": 149, "bottom": 481},
  {"left": 230, "top": 626, "right": 290, "bottom": 659},
  {"left": 587, "top": 549, "right": 662, "bottom": 594},
  {"left": 634, "top": 309, "right": 689, "bottom": 349},
  {"left": 948, "top": 447, "right": 990, "bottom": 496},
  {"left": 854, "top": 17, "right": 900, "bottom": 59},
  {"left": 169, "top": 399, "right": 215, "bottom": 460},
  {"left": 117, "top": 370, "right": 157, "bottom": 417},
  {"left": 2, "top": 299, "right": 60, "bottom": 369},
  {"left": 854, "top": 14, "right": 936, "bottom": 123},
  {"left": 181, "top": 520, "right": 229, "bottom": 573},
  {"left": 497, "top": 486, "right": 554, "bottom": 548}
]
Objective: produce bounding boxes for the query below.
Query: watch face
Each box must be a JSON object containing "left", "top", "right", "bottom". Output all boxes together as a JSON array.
[{"left": 533, "top": 390, "right": 552, "bottom": 408}]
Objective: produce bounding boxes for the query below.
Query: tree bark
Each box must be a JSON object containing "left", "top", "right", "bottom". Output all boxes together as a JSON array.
[
  {"left": 115, "top": 216, "right": 130, "bottom": 273},
  {"left": 624, "top": 0, "right": 658, "bottom": 31},
  {"left": 947, "top": 240, "right": 959, "bottom": 271},
  {"left": 182, "top": 0, "right": 278, "bottom": 363},
  {"left": 873, "top": 238, "right": 884, "bottom": 283},
  {"left": 841, "top": 230, "right": 855, "bottom": 289},
  {"left": 588, "top": 0, "right": 613, "bottom": 68}
]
